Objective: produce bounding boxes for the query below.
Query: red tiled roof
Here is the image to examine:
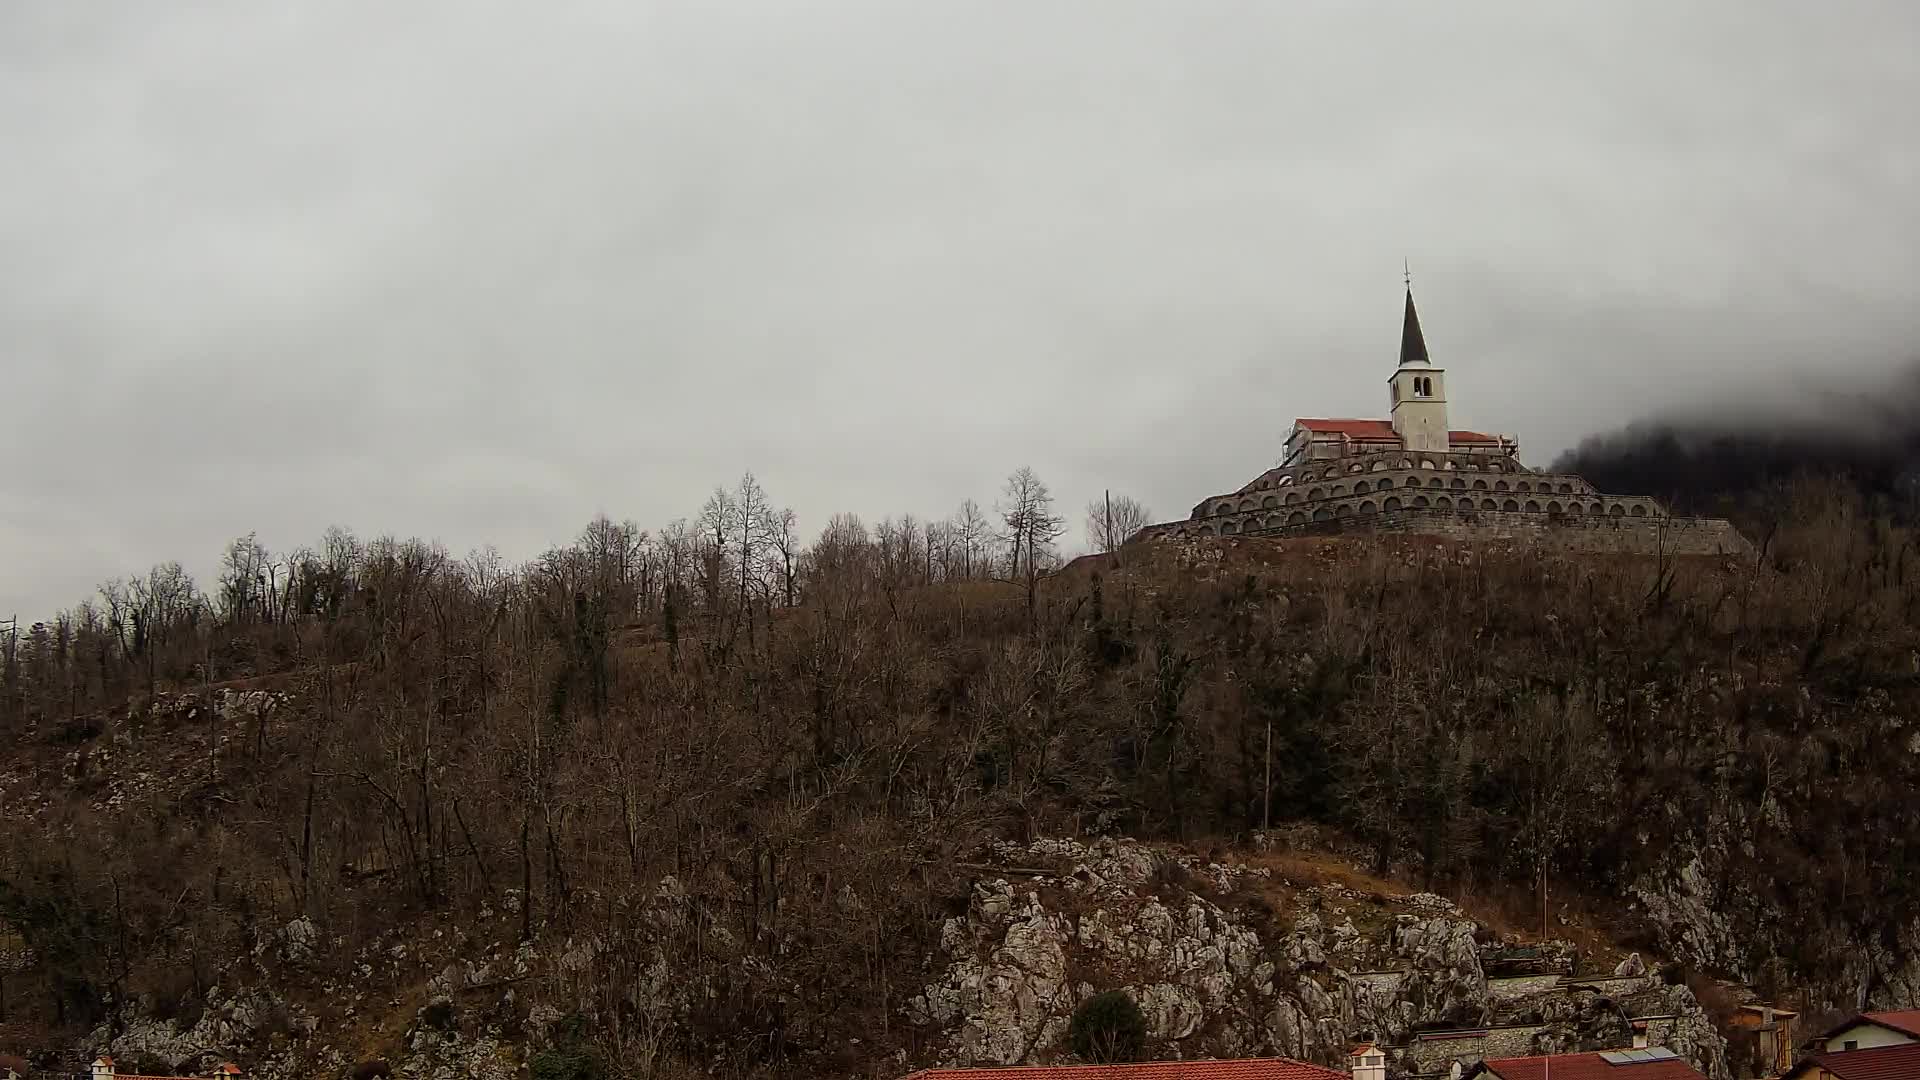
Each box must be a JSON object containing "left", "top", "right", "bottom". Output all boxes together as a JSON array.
[
  {"left": 1863, "top": 1009, "right": 1920, "bottom": 1037},
  {"left": 1802, "top": 1042, "right": 1920, "bottom": 1080},
  {"left": 1478, "top": 1051, "right": 1706, "bottom": 1080},
  {"left": 900, "top": 1059, "right": 1346, "bottom": 1080},
  {"left": 1292, "top": 418, "right": 1505, "bottom": 445},
  {"left": 1295, "top": 418, "right": 1399, "bottom": 439}
]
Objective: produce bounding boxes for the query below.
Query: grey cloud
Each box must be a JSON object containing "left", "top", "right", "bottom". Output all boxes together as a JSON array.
[{"left": 4, "top": 1, "right": 1919, "bottom": 617}]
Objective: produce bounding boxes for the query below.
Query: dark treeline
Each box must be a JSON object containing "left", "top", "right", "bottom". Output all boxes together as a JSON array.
[
  {"left": 1553, "top": 360, "right": 1920, "bottom": 522},
  {"left": 0, "top": 468, "right": 1917, "bottom": 1078}
]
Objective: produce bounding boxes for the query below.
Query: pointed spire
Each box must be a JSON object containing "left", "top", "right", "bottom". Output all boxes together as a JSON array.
[{"left": 1399, "top": 284, "right": 1430, "bottom": 368}]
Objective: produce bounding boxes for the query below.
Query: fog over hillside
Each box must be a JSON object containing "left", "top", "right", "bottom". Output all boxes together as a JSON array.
[{"left": 1553, "top": 358, "right": 1920, "bottom": 515}]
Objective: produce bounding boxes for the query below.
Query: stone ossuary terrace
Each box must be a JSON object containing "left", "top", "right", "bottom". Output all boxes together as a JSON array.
[{"left": 1131, "top": 284, "right": 1750, "bottom": 558}]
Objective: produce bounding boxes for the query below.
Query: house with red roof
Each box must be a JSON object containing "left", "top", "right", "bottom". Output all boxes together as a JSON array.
[
  {"left": 1807, "top": 1009, "right": 1920, "bottom": 1054},
  {"left": 1783, "top": 1041, "right": 1920, "bottom": 1080},
  {"left": 90, "top": 1055, "right": 244, "bottom": 1080},
  {"left": 896, "top": 1055, "right": 1354, "bottom": 1080},
  {"left": 1462, "top": 1048, "right": 1707, "bottom": 1080}
]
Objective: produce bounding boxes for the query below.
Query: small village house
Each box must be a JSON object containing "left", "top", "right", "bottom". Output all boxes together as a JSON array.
[
  {"left": 91, "top": 1056, "right": 244, "bottom": 1080},
  {"left": 1806, "top": 1009, "right": 1920, "bottom": 1053},
  {"left": 1782, "top": 1041, "right": 1920, "bottom": 1080},
  {"left": 1727, "top": 1003, "right": 1798, "bottom": 1076}
]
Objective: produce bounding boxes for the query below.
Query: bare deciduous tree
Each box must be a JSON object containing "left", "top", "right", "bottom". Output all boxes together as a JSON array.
[
  {"left": 1085, "top": 493, "right": 1152, "bottom": 554},
  {"left": 998, "top": 466, "right": 1066, "bottom": 623}
]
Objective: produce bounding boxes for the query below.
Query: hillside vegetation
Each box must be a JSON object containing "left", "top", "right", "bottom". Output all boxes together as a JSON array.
[{"left": 1, "top": 470, "right": 1917, "bottom": 1077}]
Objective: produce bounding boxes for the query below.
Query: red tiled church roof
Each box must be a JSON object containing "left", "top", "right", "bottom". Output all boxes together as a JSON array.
[
  {"left": 1476, "top": 1051, "right": 1706, "bottom": 1080},
  {"left": 1294, "top": 418, "right": 1503, "bottom": 444},
  {"left": 1799, "top": 1042, "right": 1920, "bottom": 1080},
  {"left": 899, "top": 1059, "right": 1346, "bottom": 1080}
]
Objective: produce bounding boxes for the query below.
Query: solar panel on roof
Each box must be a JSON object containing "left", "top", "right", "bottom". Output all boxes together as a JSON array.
[{"left": 1599, "top": 1047, "right": 1680, "bottom": 1066}]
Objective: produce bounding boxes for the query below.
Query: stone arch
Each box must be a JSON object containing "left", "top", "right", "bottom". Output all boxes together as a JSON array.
[
  {"left": 1516, "top": 481, "right": 1531, "bottom": 492},
  {"left": 1197, "top": 523, "right": 1216, "bottom": 536},
  {"left": 1451, "top": 478, "right": 1467, "bottom": 490},
  {"left": 1384, "top": 496, "right": 1402, "bottom": 511},
  {"left": 1277, "top": 474, "right": 1294, "bottom": 486},
  {"left": 1547, "top": 500, "right": 1563, "bottom": 514},
  {"left": 1495, "top": 480, "right": 1510, "bottom": 492},
  {"left": 1589, "top": 502, "right": 1604, "bottom": 515},
  {"left": 1396, "top": 456, "right": 1414, "bottom": 469},
  {"left": 1503, "top": 498, "right": 1520, "bottom": 511},
  {"left": 1487, "top": 461, "right": 1505, "bottom": 473},
  {"left": 1413, "top": 495, "right": 1430, "bottom": 508},
  {"left": 1630, "top": 504, "right": 1648, "bottom": 517},
  {"left": 1337, "top": 503, "right": 1354, "bottom": 517},
  {"left": 1222, "top": 521, "right": 1239, "bottom": 535},
  {"left": 1609, "top": 503, "right": 1626, "bottom": 517},
  {"left": 1287, "top": 511, "right": 1308, "bottom": 526},
  {"left": 1309, "top": 487, "right": 1325, "bottom": 500},
  {"left": 1312, "top": 508, "right": 1332, "bottom": 522},
  {"left": 1353, "top": 479, "right": 1371, "bottom": 493},
  {"left": 1525, "top": 500, "right": 1542, "bottom": 512},
  {"left": 1216, "top": 502, "right": 1234, "bottom": 516},
  {"left": 1331, "top": 484, "right": 1347, "bottom": 496},
  {"left": 1429, "top": 477, "right": 1444, "bottom": 488},
  {"left": 1241, "top": 498, "right": 1257, "bottom": 512},
  {"left": 1266, "top": 515, "right": 1286, "bottom": 529},
  {"left": 1434, "top": 496, "right": 1451, "bottom": 509},
  {"left": 1558, "top": 483, "right": 1573, "bottom": 494},
  {"left": 1405, "top": 476, "right": 1422, "bottom": 488},
  {"left": 1473, "top": 479, "right": 1489, "bottom": 490},
  {"left": 1284, "top": 492, "right": 1300, "bottom": 505},
  {"left": 1360, "top": 500, "right": 1377, "bottom": 514},
  {"left": 1348, "top": 462, "right": 1365, "bottom": 474},
  {"left": 1420, "top": 459, "right": 1437, "bottom": 470},
  {"left": 1262, "top": 495, "right": 1279, "bottom": 509},
  {"left": 1481, "top": 498, "right": 1498, "bottom": 511},
  {"left": 1370, "top": 459, "right": 1390, "bottom": 472}
]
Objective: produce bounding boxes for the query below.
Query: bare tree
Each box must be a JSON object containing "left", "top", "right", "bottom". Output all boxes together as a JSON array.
[
  {"left": 1085, "top": 493, "right": 1153, "bottom": 554},
  {"left": 951, "top": 498, "right": 991, "bottom": 580},
  {"left": 998, "top": 467, "right": 1066, "bottom": 622}
]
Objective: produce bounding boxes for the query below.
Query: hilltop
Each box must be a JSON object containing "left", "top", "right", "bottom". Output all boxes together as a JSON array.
[{"left": 1, "top": 476, "right": 1917, "bottom": 1079}]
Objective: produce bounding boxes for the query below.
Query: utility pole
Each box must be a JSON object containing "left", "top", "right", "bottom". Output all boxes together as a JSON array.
[{"left": 1262, "top": 717, "right": 1273, "bottom": 832}]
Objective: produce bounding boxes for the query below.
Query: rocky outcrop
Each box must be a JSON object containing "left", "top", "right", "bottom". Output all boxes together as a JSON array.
[{"left": 910, "top": 838, "right": 1728, "bottom": 1079}]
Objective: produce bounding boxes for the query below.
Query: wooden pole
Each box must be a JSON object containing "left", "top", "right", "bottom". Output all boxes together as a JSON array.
[{"left": 1263, "top": 718, "right": 1273, "bottom": 832}]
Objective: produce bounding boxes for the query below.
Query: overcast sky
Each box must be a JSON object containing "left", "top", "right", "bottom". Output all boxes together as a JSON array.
[{"left": 5, "top": 2, "right": 1919, "bottom": 619}]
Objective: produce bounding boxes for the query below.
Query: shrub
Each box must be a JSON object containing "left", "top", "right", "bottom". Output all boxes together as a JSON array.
[
  {"left": 531, "top": 1047, "right": 604, "bottom": 1080},
  {"left": 1070, "top": 990, "right": 1148, "bottom": 1064},
  {"left": 420, "top": 999, "right": 456, "bottom": 1031}
]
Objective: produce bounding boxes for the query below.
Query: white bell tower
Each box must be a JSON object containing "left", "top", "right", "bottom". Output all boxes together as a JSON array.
[{"left": 1388, "top": 282, "right": 1450, "bottom": 454}]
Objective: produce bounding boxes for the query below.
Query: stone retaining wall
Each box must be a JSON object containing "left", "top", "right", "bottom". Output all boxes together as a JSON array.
[{"left": 1140, "top": 507, "right": 1750, "bottom": 558}]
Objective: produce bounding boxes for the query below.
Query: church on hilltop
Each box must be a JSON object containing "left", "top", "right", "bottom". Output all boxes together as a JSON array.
[{"left": 1130, "top": 286, "right": 1750, "bottom": 556}]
